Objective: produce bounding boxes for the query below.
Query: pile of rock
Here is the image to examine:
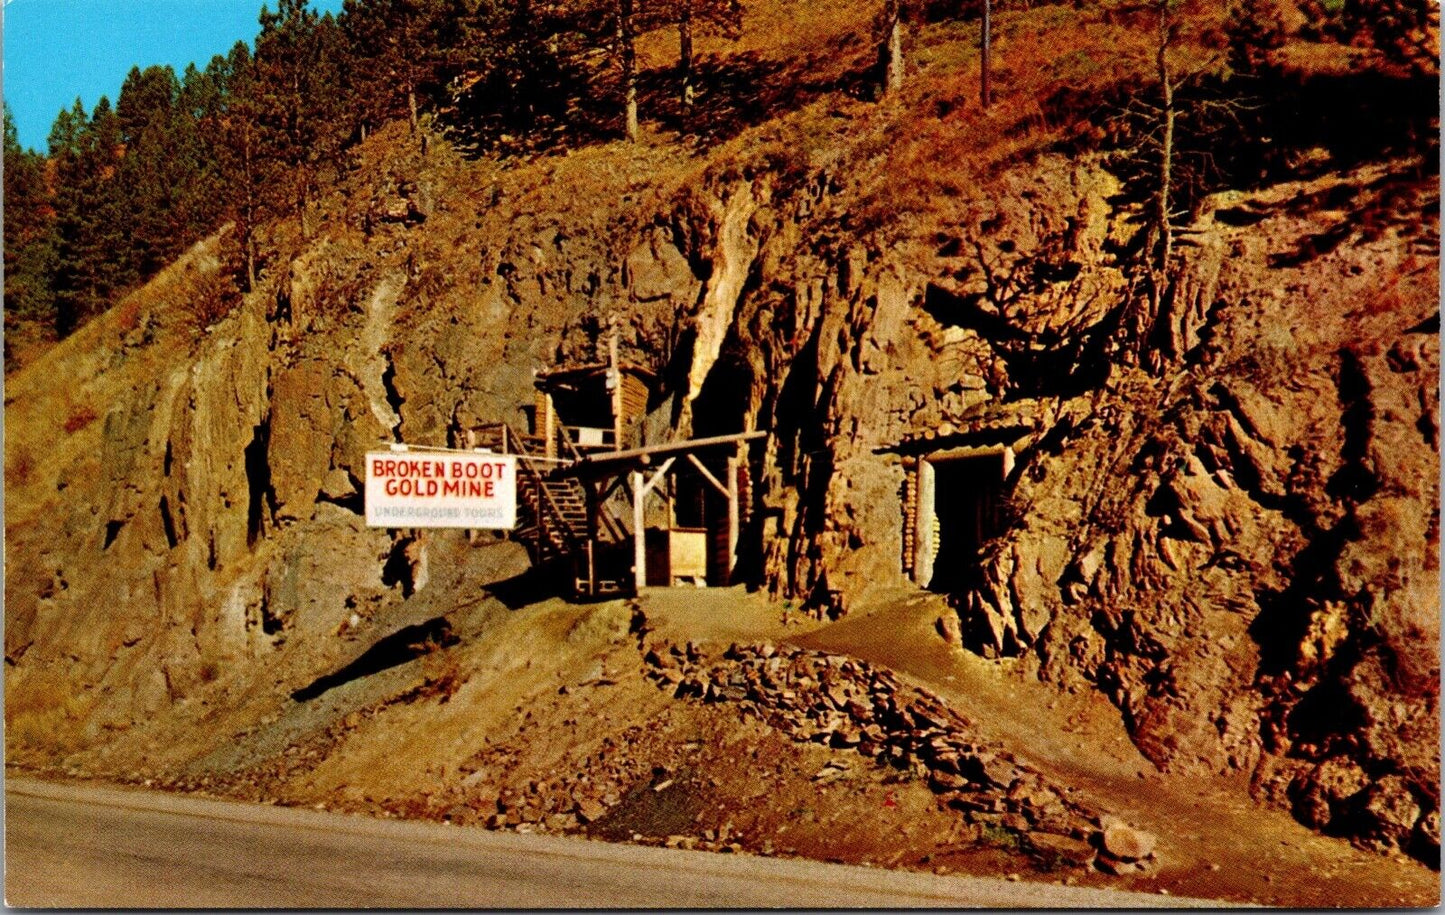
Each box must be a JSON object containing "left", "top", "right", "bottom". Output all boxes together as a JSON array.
[
  {"left": 643, "top": 638, "right": 1158, "bottom": 873},
  {"left": 450, "top": 728, "right": 655, "bottom": 833}
]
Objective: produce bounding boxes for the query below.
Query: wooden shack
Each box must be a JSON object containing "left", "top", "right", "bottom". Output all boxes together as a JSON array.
[{"left": 532, "top": 360, "right": 654, "bottom": 459}]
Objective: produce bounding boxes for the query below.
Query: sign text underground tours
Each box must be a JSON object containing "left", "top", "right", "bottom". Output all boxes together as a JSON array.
[{"left": 365, "top": 451, "right": 517, "bottom": 530}]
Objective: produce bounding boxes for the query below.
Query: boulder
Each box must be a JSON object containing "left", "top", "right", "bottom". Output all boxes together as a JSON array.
[{"left": 1101, "top": 823, "right": 1157, "bottom": 861}]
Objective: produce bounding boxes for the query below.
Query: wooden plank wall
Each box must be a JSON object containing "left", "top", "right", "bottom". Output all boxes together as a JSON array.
[
  {"left": 902, "top": 458, "right": 918, "bottom": 578},
  {"left": 532, "top": 390, "right": 549, "bottom": 437},
  {"left": 619, "top": 373, "right": 649, "bottom": 448}
]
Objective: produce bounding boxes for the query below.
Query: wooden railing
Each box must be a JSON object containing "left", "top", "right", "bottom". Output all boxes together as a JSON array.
[
  {"left": 502, "top": 421, "right": 586, "bottom": 559},
  {"left": 469, "top": 420, "right": 631, "bottom": 570}
]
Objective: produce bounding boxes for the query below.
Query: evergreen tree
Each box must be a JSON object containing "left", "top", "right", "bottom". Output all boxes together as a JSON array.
[
  {"left": 48, "top": 97, "right": 131, "bottom": 335},
  {"left": 1302, "top": 0, "right": 1438, "bottom": 75},
  {"left": 651, "top": 0, "right": 742, "bottom": 118},
  {"left": 203, "top": 41, "right": 274, "bottom": 288},
  {"left": 116, "top": 64, "right": 180, "bottom": 146},
  {"left": 882, "top": 0, "right": 905, "bottom": 96},
  {"left": 619, "top": 0, "right": 638, "bottom": 140},
  {"left": 3, "top": 104, "right": 58, "bottom": 335},
  {"left": 251, "top": 0, "right": 347, "bottom": 229},
  {"left": 341, "top": 0, "right": 468, "bottom": 140},
  {"left": 115, "top": 65, "right": 206, "bottom": 278},
  {"left": 456, "top": 0, "right": 589, "bottom": 140},
  {"left": 1225, "top": 0, "right": 1285, "bottom": 76}
]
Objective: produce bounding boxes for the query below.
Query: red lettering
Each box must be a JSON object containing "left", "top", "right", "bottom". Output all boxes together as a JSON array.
[{"left": 483, "top": 480, "right": 495, "bottom": 498}]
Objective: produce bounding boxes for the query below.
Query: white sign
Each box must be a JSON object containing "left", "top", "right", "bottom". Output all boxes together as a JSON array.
[{"left": 365, "top": 451, "right": 517, "bottom": 530}]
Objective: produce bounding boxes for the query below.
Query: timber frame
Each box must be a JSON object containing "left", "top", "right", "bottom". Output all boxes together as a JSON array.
[
  {"left": 474, "top": 376, "right": 763, "bottom": 598},
  {"left": 566, "top": 432, "right": 765, "bottom": 594}
]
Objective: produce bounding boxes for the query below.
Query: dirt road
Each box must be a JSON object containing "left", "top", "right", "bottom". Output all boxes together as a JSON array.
[{"left": 5, "top": 777, "right": 1219, "bottom": 908}]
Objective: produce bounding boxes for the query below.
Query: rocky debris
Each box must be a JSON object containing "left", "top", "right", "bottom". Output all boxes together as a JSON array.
[
  {"left": 642, "top": 638, "right": 1126, "bottom": 871},
  {"left": 1100, "top": 820, "right": 1157, "bottom": 860},
  {"left": 1095, "top": 818, "right": 1160, "bottom": 873},
  {"left": 1026, "top": 832, "right": 1097, "bottom": 868},
  {"left": 935, "top": 613, "right": 963, "bottom": 649}
]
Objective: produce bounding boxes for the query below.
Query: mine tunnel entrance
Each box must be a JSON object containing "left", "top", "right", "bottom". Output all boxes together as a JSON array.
[{"left": 911, "top": 449, "right": 1012, "bottom": 593}]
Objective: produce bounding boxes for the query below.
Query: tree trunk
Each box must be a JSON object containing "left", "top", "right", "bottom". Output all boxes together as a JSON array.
[
  {"left": 620, "top": 0, "right": 639, "bottom": 142},
  {"left": 408, "top": 85, "right": 419, "bottom": 133},
  {"left": 1157, "top": 0, "right": 1174, "bottom": 274},
  {"left": 981, "top": 0, "right": 992, "bottom": 108},
  {"left": 241, "top": 125, "right": 258, "bottom": 291},
  {"left": 883, "top": 0, "right": 904, "bottom": 94},
  {"left": 246, "top": 233, "right": 258, "bottom": 292},
  {"left": 679, "top": 3, "right": 695, "bottom": 118}
]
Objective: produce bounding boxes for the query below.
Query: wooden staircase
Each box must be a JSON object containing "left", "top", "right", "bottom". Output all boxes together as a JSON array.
[{"left": 471, "top": 422, "right": 630, "bottom": 597}]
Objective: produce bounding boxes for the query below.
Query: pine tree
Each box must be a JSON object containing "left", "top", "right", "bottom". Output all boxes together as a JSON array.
[
  {"left": 49, "top": 97, "right": 131, "bottom": 335},
  {"left": 651, "top": 0, "right": 742, "bottom": 118},
  {"left": 456, "top": 0, "right": 589, "bottom": 141},
  {"left": 1302, "top": 0, "right": 1439, "bottom": 75},
  {"left": 3, "top": 104, "right": 58, "bottom": 337},
  {"left": 341, "top": 0, "right": 468, "bottom": 142},
  {"left": 619, "top": 0, "right": 639, "bottom": 141},
  {"left": 115, "top": 65, "right": 201, "bottom": 278},
  {"left": 882, "top": 0, "right": 904, "bottom": 96},
  {"left": 251, "top": 0, "right": 347, "bottom": 230},
  {"left": 202, "top": 41, "right": 273, "bottom": 288},
  {"left": 1225, "top": 0, "right": 1285, "bottom": 76}
]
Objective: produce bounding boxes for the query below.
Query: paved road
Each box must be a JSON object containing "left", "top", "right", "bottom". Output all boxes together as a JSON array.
[{"left": 5, "top": 777, "right": 1224, "bottom": 908}]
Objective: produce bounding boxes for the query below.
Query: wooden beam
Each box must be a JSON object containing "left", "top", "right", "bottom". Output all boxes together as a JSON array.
[
  {"left": 631, "top": 470, "right": 646, "bottom": 593},
  {"left": 685, "top": 453, "right": 728, "bottom": 497},
  {"left": 569, "top": 431, "right": 766, "bottom": 474},
  {"left": 641, "top": 456, "right": 676, "bottom": 496},
  {"left": 543, "top": 393, "right": 557, "bottom": 461},
  {"left": 726, "top": 450, "right": 740, "bottom": 585},
  {"left": 608, "top": 319, "right": 623, "bottom": 449},
  {"left": 601, "top": 473, "right": 628, "bottom": 503}
]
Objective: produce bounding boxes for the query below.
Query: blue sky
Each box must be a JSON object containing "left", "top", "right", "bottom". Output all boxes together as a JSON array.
[{"left": 3, "top": 0, "right": 345, "bottom": 152}]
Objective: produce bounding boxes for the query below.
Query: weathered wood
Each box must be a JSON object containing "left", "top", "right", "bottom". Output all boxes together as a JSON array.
[
  {"left": 543, "top": 394, "right": 557, "bottom": 461},
  {"left": 642, "top": 457, "right": 676, "bottom": 496},
  {"left": 570, "top": 431, "right": 765, "bottom": 475},
  {"left": 726, "top": 451, "right": 740, "bottom": 584},
  {"left": 608, "top": 321, "right": 623, "bottom": 449},
  {"left": 685, "top": 453, "right": 728, "bottom": 497},
  {"left": 632, "top": 470, "right": 646, "bottom": 593},
  {"left": 902, "top": 457, "right": 918, "bottom": 577}
]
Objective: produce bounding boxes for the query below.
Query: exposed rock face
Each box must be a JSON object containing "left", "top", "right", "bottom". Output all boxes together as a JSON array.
[
  {"left": 4, "top": 103, "right": 1436, "bottom": 871},
  {"left": 951, "top": 166, "right": 1441, "bottom": 861}
]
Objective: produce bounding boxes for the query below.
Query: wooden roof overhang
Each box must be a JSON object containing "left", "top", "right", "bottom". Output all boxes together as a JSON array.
[
  {"left": 552, "top": 431, "right": 766, "bottom": 482},
  {"left": 534, "top": 361, "right": 658, "bottom": 393},
  {"left": 886, "top": 423, "right": 1030, "bottom": 457}
]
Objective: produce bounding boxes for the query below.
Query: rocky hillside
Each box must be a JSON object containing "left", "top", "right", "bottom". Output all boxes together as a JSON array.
[{"left": 5, "top": 0, "right": 1438, "bottom": 893}]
